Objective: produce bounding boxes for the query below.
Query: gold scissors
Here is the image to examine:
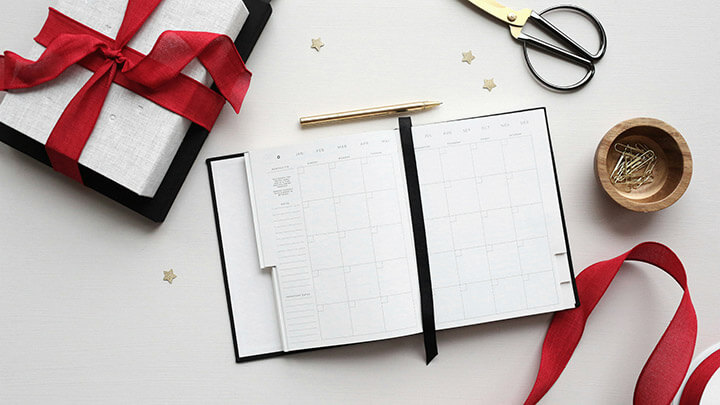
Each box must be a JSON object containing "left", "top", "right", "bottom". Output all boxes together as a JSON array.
[{"left": 467, "top": 0, "right": 607, "bottom": 91}]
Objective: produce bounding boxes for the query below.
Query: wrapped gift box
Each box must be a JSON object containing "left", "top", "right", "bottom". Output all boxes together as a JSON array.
[{"left": 0, "top": 0, "right": 271, "bottom": 222}]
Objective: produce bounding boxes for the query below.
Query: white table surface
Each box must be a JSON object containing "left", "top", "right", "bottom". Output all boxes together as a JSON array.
[{"left": 1, "top": 0, "right": 719, "bottom": 403}]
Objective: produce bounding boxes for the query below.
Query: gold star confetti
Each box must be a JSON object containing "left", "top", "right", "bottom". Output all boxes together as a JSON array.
[
  {"left": 311, "top": 38, "right": 324, "bottom": 52},
  {"left": 483, "top": 78, "right": 497, "bottom": 92},
  {"left": 461, "top": 51, "right": 476, "bottom": 64},
  {"left": 163, "top": 269, "right": 177, "bottom": 284}
]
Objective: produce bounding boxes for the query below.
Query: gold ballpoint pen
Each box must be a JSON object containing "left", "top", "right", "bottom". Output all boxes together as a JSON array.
[{"left": 300, "top": 101, "right": 442, "bottom": 127}]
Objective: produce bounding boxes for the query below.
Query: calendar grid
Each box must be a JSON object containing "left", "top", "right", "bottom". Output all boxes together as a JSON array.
[
  {"left": 416, "top": 128, "right": 561, "bottom": 328},
  {"left": 248, "top": 132, "right": 423, "bottom": 350},
  {"left": 246, "top": 110, "right": 574, "bottom": 350}
]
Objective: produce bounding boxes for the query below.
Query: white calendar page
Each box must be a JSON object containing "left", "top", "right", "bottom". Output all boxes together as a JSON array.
[
  {"left": 412, "top": 109, "right": 576, "bottom": 330},
  {"left": 246, "top": 130, "right": 423, "bottom": 352},
  {"left": 242, "top": 108, "right": 576, "bottom": 354}
]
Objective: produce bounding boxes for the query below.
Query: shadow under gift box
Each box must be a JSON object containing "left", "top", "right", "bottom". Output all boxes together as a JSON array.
[{"left": 0, "top": 0, "right": 271, "bottom": 222}]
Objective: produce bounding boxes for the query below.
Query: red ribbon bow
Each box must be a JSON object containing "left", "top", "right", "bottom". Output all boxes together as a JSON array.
[
  {"left": 0, "top": 0, "right": 251, "bottom": 183},
  {"left": 525, "top": 242, "right": 698, "bottom": 404}
]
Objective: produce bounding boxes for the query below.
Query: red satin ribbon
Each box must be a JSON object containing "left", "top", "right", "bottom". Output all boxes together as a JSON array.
[
  {"left": 525, "top": 242, "right": 697, "bottom": 404},
  {"left": 680, "top": 349, "right": 720, "bottom": 405},
  {"left": 0, "top": 0, "right": 251, "bottom": 183}
]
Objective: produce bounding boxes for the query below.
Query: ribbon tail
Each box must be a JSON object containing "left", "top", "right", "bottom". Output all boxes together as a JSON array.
[
  {"left": 1, "top": 34, "right": 102, "bottom": 90},
  {"left": 45, "top": 63, "right": 116, "bottom": 183},
  {"left": 524, "top": 309, "right": 587, "bottom": 405},
  {"left": 634, "top": 292, "right": 697, "bottom": 405},
  {"left": 525, "top": 256, "right": 626, "bottom": 404},
  {"left": 197, "top": 35, "right": 251, "bottom": 113},
  {"left": 626, "top": 243, "right": 698, "bottom": 405},
  {"left": 680, "top": 350, "right": 720, "bottom": 405},
  {"left": 523, "top": 243, "right": 697, "bottom": 405}
]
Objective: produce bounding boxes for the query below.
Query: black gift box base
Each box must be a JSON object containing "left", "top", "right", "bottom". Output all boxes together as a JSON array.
[{"left": 0, "top": 0, "right": 272, "bottom": 223}]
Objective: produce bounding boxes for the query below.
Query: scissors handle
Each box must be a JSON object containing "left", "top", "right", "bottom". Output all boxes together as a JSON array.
[{"left": 518, "top": 5, "right": 607, "bottom": 91}]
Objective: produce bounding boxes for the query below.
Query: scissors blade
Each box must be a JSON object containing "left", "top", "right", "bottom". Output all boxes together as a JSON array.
[{"left": 466, "top": 0, "right": 531, "bottom": 28}]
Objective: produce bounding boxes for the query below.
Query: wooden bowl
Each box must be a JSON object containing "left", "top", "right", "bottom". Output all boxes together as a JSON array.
[{"left": 595, "top": 118, "right": 692, "bottom": 212}]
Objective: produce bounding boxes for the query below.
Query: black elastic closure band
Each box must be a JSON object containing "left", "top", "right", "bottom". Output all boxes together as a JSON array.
[{"left": 399, "top": 117, "right": 438, "bottom": 365}]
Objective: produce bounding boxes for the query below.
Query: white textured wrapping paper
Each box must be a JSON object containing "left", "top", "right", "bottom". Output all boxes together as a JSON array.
[{"left": 0, "top": 0, "right": 249, "bottom": 197}]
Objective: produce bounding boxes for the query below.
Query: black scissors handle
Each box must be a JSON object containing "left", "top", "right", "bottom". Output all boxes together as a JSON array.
[{"left": 516, "top": 5, "right": 607, "bottom": 91}]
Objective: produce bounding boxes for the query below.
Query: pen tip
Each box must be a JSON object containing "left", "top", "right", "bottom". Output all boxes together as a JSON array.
[{"left": 427, "top": 101, "right": 442, "bottom": 107}]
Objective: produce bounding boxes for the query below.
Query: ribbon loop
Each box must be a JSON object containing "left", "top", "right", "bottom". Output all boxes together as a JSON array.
[
  {"left": 0, "top": 34, "right": 105, "bottom": 90},
  {"left": 524, "top": 242, "right": 697, "bottom": 405},
  {"left": 124, "top": 31, "right": 249, "bottom": 112}
]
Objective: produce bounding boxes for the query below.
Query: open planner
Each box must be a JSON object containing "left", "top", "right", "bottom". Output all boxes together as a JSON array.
[{"left": 208, "top": 108, "right": 577, "bottom": 362}]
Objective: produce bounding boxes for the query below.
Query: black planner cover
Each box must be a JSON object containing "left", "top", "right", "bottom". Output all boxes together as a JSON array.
[
  {"left": 207, "top": 108, "right": 579, "bottom": 363},
  {"left": 0, "top": 0, "right": 272, "bottom": 223}
]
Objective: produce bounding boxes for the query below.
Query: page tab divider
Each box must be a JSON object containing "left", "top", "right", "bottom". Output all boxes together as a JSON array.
[
  {"left": 554, "top": 253, "right": 572, "bottom": 283},
  {"left": 244, "top": 153, "right": 287, "bottom": 350},
  {"left": 244, "top": 152, "right": 275, "bottom": 270},
  {"left": 270, "top": 266, "right": 290, "bottom": 351},
  {"left": 399, "top": 117, "right": 438, "bottom": 365}
]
